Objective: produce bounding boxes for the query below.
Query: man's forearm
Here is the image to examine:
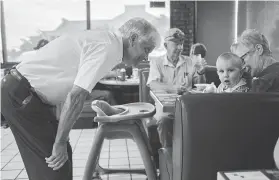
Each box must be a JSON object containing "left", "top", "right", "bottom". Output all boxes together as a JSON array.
[{"left": 54, "top": 87, "right": 89, "bottom": 144}]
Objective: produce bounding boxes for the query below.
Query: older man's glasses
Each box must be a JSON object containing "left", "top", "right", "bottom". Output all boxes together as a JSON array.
[
  {"left": 240, "top": 51, "right": 250, "bottom": 61},
  {"left": 240, "top": 49, "right": 255, "bottom": 62}
]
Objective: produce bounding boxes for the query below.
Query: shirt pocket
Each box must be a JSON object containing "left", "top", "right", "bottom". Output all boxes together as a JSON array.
[{"left": 177, "top": 72, "right": 189, "bottom": 86}]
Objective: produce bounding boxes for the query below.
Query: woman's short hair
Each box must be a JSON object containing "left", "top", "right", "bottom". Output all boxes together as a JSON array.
[
  {"left": 119, "top": 17, "right": 161, "bottom": 48},
  {"left": 216, "top": 52, "right": 244, "bottom": 69},
  {"left": 190, "top": 43, "right": 207, "bottom": 58},
  {"left": 238, "top": 29, "right": 271, "bottom": 56}
]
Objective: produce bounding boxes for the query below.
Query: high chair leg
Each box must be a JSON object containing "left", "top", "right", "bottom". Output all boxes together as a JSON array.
[
  {"left": 131, "top": 125, "right": 157, "bottom": 180},
  {"left": 83, "top": 125, "right": 105, "bottom": 180}
]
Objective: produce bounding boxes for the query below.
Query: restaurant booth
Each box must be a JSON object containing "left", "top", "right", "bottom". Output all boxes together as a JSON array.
[{"left": 171, "top": 93, "right": 279, "bottom": 180}]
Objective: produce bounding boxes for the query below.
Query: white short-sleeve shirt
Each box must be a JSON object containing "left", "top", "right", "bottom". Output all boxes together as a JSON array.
[
  {"left": 147, "top": 54, "right": 198, "bottom": 90},
  {"left": 16, "top": 30, "right": 123, "bottom": 106}
]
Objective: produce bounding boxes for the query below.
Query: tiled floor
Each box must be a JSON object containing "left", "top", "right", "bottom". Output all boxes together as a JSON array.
[{"left": 1, "top": 128, "right": 147, "bottom": 180}]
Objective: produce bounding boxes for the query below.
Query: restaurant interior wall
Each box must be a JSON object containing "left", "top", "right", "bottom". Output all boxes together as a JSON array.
[
  {"left": 195, "top": 1, "right": 235, "bottom": 66},
  {"left": 243, "top": 1, "right": 279, "bottom": 62}
]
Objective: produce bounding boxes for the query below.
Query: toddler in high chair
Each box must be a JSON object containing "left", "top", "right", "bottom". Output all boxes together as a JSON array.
[{"left": 215, "top": 52, "right": 250, "bottom": 93}]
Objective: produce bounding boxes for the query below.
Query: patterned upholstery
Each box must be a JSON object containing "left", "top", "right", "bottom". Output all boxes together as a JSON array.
[{"left": 139, "top": 68, "right": 154, "bottom": 104}]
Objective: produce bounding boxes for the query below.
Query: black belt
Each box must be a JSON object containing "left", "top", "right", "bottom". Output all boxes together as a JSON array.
[
  {"left": 10, "top": 68, "right": 31, "bottom": 88},
  {"left": 9, "top": 68, "right": 56, "bottom": 110}
]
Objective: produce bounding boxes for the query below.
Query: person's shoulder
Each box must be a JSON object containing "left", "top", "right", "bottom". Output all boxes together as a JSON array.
[
  {"left": 259, "top": 63, "right": 279, "bottom": 81},
  {"left": 180, "top": 55, "right": 191, "bottom": 60},
  {"left": 149, "top": 54, "right": 165, "bottom": 64},
  {"left": 180, "top": 55, "right": 192, "bottom": 63},
  {"left": 76, "top": 29, "right": 117, "bottom": 43}
]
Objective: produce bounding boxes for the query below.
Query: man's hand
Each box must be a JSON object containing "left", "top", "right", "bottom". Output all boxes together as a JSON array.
[
  {"left": 194, "top": 58, "right": 207, "bottom": 73},
  {"left": 45, "top": 142, "right": 68, "bottom": 170},
  {"left": 45, "top": 85, "right": 88, "bottom": 171},
  {"left": 167, "top": 85, "right": 187, "bottom": 94}
]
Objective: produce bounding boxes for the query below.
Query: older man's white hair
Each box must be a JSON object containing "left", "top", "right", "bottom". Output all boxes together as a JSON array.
[
  {"left": 238, "top": 29, "right": 272, "bottom": 56},
  {"left": 119, "top": 17, "right": 161, "bottom": 48}
]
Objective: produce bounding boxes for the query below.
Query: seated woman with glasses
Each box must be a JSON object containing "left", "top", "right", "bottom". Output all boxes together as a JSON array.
[{"left": 231, "top": 29, "right": 279, "bottom": 92}]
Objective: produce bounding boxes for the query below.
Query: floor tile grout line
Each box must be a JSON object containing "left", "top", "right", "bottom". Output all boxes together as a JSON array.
[
  {"left": 1, "top": 142, "right": 14, "bottom": 152},
  {"left": 108, "top": 139, "right": 111, "bottom": 180},
  {"left": 72, "top": 129, "right": 83, "bottom": 152},
  {"left": 125, "top": 139, "right": 133, "bottom": 180},
  {"left": 14, "top": 168, "right": 25, "bottom": 179},
  {"left": 1, "top": 152, "right": 20, "bottom": 171}
]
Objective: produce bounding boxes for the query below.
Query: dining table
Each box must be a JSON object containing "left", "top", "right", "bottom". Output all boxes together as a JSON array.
[
  {"left": 98, "top": 77, "right": 139, "bottom": 87},
  {"left": 98, "top": 77, "right": 140, "bottom": 104},
  {"left": 149, "top": 88, "right": 205, "bottom": 113},
  {"left": 149, "top": 90, "right": 181, "bottom": 113}
]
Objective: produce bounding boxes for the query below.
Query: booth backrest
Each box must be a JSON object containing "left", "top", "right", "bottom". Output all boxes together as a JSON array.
[
  {"left": 204, "top": 65, "right": 221, "bottom": 87},
  {"left": 173, "top": 93, "right": 279, "bottom": 180},
  {"left": 139, "top": 68, "right": 154, "bottom": 104},
  {"left": 137, "top": 61, "right": 150, "bottom": 69}
]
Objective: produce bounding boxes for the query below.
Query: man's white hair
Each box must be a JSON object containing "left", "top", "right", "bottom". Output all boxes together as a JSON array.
[
  {"left": 239, "top": 29, "right": 272, "bottom": 56},
  {"left": 119, "top": 17, "right": 161, "bottom": 48}
]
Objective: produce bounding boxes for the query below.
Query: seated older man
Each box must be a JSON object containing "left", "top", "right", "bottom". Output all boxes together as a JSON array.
[
  {"left": 231, "top": 29, "right": 279, "bottom": 92},
  {"left": 147, "top": 28, "right": 207, "bottom": 148}
]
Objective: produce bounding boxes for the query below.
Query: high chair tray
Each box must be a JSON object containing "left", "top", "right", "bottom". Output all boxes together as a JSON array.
[{"left": 93, "top": 102, "right": 156, "bottom": 123}]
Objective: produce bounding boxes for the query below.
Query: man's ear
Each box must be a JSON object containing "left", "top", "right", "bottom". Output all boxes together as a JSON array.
[
  {"left": 129, "top": 33, "right": 138, "bottom": 47},
  {"left": 255, "top": 44, "right": 264, "bottom": 56},
  {"left": 164, "top": 42, "right": 167, "bottom": 49}
]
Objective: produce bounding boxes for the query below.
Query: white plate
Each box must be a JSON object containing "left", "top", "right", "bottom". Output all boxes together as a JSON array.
[{"left": 194, "top": 84, "right": 209, "bottom": 90}]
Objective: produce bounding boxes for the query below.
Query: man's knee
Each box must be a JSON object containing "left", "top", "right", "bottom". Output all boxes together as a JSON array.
[{"left": 157, "top": 115, "right": 174, "bottom": 130}]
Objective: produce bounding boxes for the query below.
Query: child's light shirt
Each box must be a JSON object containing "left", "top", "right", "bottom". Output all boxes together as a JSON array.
[{"left": 216, "top": 78, "right": 249, "bottom": 93}]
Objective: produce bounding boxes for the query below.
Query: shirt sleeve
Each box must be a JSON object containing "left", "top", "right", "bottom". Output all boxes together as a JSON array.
[
  {"left": 74, "top": 42, "right": 115, "bottom": 92},
  {"left": 146, "top": 58, "right": 161, "bottom": 86},
  {"left": 251, "top": 76, "right": 274, "bottom": 92}
]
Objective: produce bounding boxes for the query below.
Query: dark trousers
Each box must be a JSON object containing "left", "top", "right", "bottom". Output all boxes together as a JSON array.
[
  {"left": 157, "top": 114, "right": 174, "bottom": 148},
  {"left": 1, "top": 71, "right": 73, "bottom": 180}
]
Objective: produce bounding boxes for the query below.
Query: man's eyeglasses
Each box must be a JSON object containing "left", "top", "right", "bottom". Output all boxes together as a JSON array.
[
  {"left": 240, "top": 51, "right": 250, "bottom": 62},
  {"left": 240, "top": 49, "right": 255, "bottom": 62}
]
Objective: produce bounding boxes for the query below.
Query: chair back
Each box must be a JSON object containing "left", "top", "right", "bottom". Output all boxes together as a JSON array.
[
  {"left": 136, "top": 61, "right": 150, "bottom": 69},
  {"left": 204, "top": 65, "right": 221, "bottom": 87},
  {"left": 139, "top": 68, "right": 154, "bottom": 104},
  {"left": 173, "top": 93, "right": 279, "bottom": 180}
]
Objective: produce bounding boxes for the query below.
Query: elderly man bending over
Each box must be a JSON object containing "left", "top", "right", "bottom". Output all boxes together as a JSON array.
[
  {"left": 1, "top": 18, "right": 160, "bottom": 180},
  {"left": 147, "top": 28, "right": 207, "bottom": 148}
]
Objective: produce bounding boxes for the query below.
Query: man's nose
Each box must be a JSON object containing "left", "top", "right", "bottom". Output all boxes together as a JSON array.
[
  {"left": 177, "top": 44, "right": 183, "bottom": 50},
  {"left": 143, "top": 54, "right": 148, "bottom": 61}
]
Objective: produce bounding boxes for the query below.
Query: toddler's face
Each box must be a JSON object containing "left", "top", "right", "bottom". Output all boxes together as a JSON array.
[{"left": 217, "top": 59, "right": 243, "bottom": 88}]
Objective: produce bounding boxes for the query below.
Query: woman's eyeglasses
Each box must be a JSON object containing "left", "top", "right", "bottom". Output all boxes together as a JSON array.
[
  {"left": 240, "top": 49, "right": 256, "bottom": 62},
  {"left": 240, "top": 51, "right": 250, "bottom": 62}
]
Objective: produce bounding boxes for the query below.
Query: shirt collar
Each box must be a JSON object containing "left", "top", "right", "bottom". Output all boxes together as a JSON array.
[
  {"left": 163, "top": 54, "right": 186, "bottom": 68},
  {"left": 221, "top": 78, "right": 247, "bottom": 92}
]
